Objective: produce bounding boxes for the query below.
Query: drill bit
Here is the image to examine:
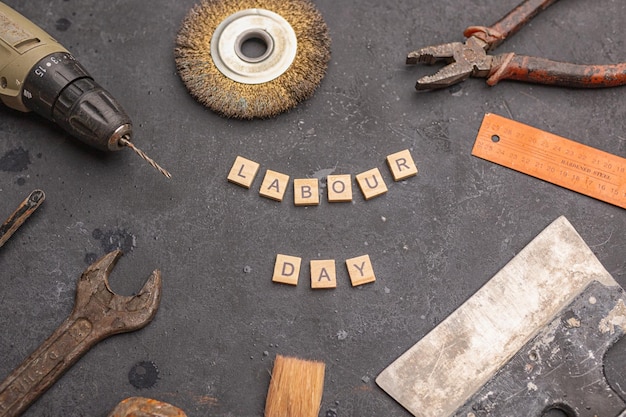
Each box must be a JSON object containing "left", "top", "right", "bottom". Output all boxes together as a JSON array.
[{"left": 119, "top": 136, "right": 172, "bottom": 179}]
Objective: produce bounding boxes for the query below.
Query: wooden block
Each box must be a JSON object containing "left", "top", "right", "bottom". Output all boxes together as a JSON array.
[
  {"left": 356, "top": 168, "right": 388, "bottom": 200},
  {"left": 227, "top": 156, "right": 260, "bottom": 188},
  {"left": 310, "top": 259, "right": 336, "bottom": 289},
  {"left": 386, "top": 149, "right": 418, "bottom": 181},
  {"left": 273, "top": 254, "right": 302, "bottom": 286},
  {"left": 294, "top": 178, "right": 320, "bottom": 206},
  {"left": 346, "top": 254, "right": 376, "bottom": 286},
  {"left": 327, "top": 174, "right": 353, "bottom": 202},
  {"left": 260, "top": 169, "right": 290, "bottom": 201}
]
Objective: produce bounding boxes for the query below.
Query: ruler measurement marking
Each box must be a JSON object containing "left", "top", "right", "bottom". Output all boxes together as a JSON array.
[
  {"left": 480, "top": 137, "right": 625, "bottom": 198},
  {"left": 495, "top": 132, "right": 625, "bottom": 183},
  {"left": 472, "top": 114, "right": 626, "bottom": 209},
  {"left": 506, "top": 139, "right": 621, "bottom": 181},
  {"left": 482, "top": 129, "right": 622, "bottom": 179},
  {"left": 492, "top": 140, "right": 622, "bottom": 188}
]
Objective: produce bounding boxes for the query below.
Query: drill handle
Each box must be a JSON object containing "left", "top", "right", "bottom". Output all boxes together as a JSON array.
[{"left": 0, "top": 2, "right": 68, "bottom": 111}]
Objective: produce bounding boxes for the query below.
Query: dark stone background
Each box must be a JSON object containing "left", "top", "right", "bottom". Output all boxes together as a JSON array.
[{"left": 1, "top": 0, "right": 624, "bottom": 416}]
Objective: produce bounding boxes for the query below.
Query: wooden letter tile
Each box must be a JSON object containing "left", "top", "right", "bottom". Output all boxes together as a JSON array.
[
  {"left": 310, "top": 259, "right": 337, "bottom": 289},
  {"left": 273, "top": 254, "right": 302, "bottom": 286},
  {"left": 227, "top": 156, "right": 260, "bottom": 188},
  {"left": 356, "top": 168, "right": 388, "bottom": 200},
  {"left": 386, "top": 149, "right": 418, "bottom": 181},
  {"left": 327, "top": 174, "right": 353, "bottom": 202},
  {"left": 346, "top": 254, "right": 376, "bottom": 286},
  {"left": 294, "top": 178, "right": 320, "bottom": 206},
  {"left": 260, "top": 169, "right": 290, "bottom": 201}
]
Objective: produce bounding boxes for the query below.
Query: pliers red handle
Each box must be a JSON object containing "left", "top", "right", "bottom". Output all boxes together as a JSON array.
[{"left": 408, "top": 0, "right": 626, "bottom": 90}]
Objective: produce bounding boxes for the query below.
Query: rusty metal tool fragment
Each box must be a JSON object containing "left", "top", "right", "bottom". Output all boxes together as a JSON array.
[
  {"left": 0, "top": 190, "right": 45, "bottom": 248},
  {"left": 407, "top": 0, "right": 626, "bottom": 89},
  {"left": 0, "top": 251, "right": 162, "bottom": 417},
  {"left": 107, "top": 397, "right": 187, "bottom": 417},
  {"left": 377, "top": 216, "right": 626, "bottom": 417}
]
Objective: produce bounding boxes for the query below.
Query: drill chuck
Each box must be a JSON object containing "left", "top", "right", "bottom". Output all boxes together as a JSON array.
[
  {"left": 0, "top": 2, "right": 131, "bottom": 151},
  {"left": 23, "top": 52, "right": 132, "bottom": 151}
]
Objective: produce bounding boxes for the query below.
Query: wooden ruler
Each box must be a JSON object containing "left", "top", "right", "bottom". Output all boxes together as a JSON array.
[{"left": 472, "top": 113, "right": 626, "bottom": 209}]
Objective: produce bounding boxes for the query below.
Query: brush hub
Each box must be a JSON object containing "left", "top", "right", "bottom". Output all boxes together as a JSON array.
[{"left": 211, "top": 9, "right": 298, "bottom": 84}]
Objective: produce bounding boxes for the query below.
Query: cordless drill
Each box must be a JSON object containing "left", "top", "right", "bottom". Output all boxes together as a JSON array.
[{"left": 0, "top": 2, "right": 170, "bottom": 177}]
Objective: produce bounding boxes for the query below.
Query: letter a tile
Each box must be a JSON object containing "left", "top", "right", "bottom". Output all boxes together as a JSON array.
[
  {"left": 260, "top": 169, "right": 290, "bottom": 201},
  {"left": 227, "top": 156, "right": 260, "bottom": 188},
  {"left": 273, "top": 254, "right": 302, "bottom": 285},
  {"left": 346, "top": 254, "right": 376, "bottom": 286},
  {"left": 356, "top": 168, "right": 388, "bottom": 200},
  {"left": 310, "top": 259, "right": 337, "bottom": 289}
]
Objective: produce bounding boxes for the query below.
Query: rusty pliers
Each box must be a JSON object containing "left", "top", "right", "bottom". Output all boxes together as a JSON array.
[{"left": 408, "top": 0, "right": 626, "bottom": 90}]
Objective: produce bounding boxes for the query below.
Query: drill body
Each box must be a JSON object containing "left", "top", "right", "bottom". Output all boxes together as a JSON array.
[{"left": 0, "top": 2, "right": 132, "bottom": 151}]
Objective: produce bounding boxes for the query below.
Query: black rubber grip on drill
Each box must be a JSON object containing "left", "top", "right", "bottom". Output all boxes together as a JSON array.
[{"left": 22, "top": 52, "right": 132, "bottom": 151}]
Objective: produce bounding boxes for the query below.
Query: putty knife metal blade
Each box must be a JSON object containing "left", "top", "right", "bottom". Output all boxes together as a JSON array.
[{"left": 376, "top": 216, "right": 626, "bottom": 417}]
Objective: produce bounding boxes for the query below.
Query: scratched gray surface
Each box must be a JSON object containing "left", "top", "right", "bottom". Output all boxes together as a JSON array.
[{"left": 1, "top": 0, "right": 625, "bottom": 416}]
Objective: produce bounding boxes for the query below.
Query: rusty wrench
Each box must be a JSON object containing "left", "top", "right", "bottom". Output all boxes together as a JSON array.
[
  {"left": 407, "top": 0, "right": 626, "bottom": 89},
  {"left": 0, "top": 250, "right": 162, "bottom": 417}
]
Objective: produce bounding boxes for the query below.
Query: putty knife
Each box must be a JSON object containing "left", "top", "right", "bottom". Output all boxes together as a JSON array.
[{"left": 376, "top": 216, "right": 626, "bottom": 417}]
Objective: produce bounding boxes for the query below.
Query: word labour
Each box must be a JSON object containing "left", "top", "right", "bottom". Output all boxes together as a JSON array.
[
  {"left": 227, "top": 149, "right": 418, "bottom": 204},
  {"left": 272, "top": 254, "right": 376, "bottom": 289}
]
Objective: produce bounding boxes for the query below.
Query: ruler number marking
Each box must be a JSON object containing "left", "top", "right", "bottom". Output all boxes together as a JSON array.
[
  {"left": 484, "top": 130, "right": 622, "bottom": 188},
  {"left": 474, "top": 114, "right": 626, "bottom": 209}
]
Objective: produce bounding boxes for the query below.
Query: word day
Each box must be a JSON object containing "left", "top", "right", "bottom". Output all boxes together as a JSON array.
[
  {"left": 273, "top": 254, "right": 376, "bottom": 289},
  {"left": 227, "top": 149, "right": 418, "bottom": 204}
]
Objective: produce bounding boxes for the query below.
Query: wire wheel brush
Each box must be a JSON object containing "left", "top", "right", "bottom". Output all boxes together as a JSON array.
[{"left": 175, "top": 0, "right": 331, "bottom": 119}]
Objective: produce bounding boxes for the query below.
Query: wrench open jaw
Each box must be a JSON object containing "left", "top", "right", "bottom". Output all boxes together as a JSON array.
[
  {"left": 0, "top": 250, "right": 162, "bottom": 417},
  {"left": 76, "top": 249, "right": 162, "bottom": 337}
]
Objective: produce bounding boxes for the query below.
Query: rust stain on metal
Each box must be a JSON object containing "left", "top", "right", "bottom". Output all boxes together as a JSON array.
[{"left": 107, "top": 397, "right": 187, "bottom": 417}]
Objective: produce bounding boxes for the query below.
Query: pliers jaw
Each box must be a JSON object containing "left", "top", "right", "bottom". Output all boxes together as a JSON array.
[
  {"left": 406, "top": 0, "right": 626, "bottom": 90},
  {"left": 407, "top": 36, "right": 493, "bottom": 90}
]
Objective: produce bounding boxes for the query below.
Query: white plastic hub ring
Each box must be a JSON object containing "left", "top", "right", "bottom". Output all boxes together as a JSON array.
[{"left": 210, "top": 8, "right": 298, "bottom": 84}]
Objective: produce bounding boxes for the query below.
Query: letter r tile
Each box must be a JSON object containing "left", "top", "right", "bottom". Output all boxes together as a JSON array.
[
  {"left": 227, "top": 156, "right": 260, "bottom": 188},
  {"left": 273, "top": 254, "right": 302, "bottom": 285},
  {"left": 386, "top": 149, "right": 418, "bottom": 181},
  {"left": 346, "top": 254, "right": 376, "bottom": 286},
  {"left": 356, "top": 168, "right": 388, "bottom": 200}
]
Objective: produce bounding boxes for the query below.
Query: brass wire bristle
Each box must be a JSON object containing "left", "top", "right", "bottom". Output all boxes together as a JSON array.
[
  {"left": 264, "top": 355, "right": 325, "bottom": 417},
  {"left": 175, "top": 0, "right": 331, "bottom": 119},
  {"left": 119, "top": 137, "right": 172, "bottom": 179}
]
